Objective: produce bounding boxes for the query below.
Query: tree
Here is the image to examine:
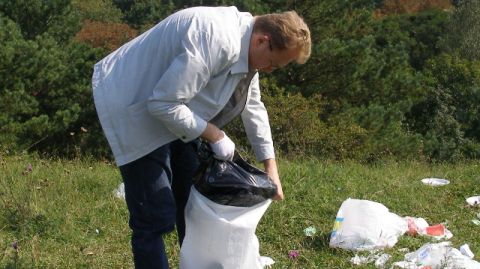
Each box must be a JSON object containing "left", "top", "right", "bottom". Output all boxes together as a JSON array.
[
  {"left": 71, "top": 0, "right": 123, "bottom": 23},
  {"left": 376, "top": 0, "right": 451, "bottom": 15},
  {"left": 113, "top": 0, "right": 176, "bottom": 29},
  {"left": 444, "top": 0, "right": 480, "bottom": 60},
  {"left": 0, "top": 11, "right": 109, "bottom": 157},
  {"left": 0, "top": 0, "right": 78, "bottom": 40}
]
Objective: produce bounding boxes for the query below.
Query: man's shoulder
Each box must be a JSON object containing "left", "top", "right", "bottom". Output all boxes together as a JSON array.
[
  {"left": 185, "top": 7, "right": 251, "bottom": 29},
  {"left": 183, "top": 6, "right": 242, "bottom": 16},
  {"left": 190, "top": 7, "right": 248, "bottom": 50}
]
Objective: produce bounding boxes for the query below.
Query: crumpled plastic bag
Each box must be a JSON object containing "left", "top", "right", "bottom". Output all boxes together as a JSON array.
[
  {"left": 329, "top": 199, "right": 453, "bottom": 251},
  {"left": 329, "top": 198, "right": 408, "bottom": 250},
  {"left": 193, "top": 141, "right": 277, "bottom": 207}
]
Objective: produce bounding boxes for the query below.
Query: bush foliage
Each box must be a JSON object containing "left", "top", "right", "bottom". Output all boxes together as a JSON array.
[{"left": 1, "top": 0, "right": 479, "bottom": 162}]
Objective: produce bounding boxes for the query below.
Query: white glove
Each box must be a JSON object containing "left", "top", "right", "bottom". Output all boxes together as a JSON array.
[{"left": 209, "top": 131, "right": 235, "bottom": 161}]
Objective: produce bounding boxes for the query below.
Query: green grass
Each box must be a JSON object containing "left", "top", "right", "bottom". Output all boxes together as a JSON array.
[{"left": 1, "top": 153, "right": 479, "bottom": 268}]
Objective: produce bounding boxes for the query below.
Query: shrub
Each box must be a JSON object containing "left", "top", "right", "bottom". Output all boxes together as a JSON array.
[
  {"left": 339, "top": 104, "right": 424, "bottom": 161},
  {"left": 225, "top": 77, "right": 370, "bottom": 160}
]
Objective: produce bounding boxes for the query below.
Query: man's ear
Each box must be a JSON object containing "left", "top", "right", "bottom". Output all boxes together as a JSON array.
[
  {"left": 259, "top": 34, "right": 269, "bottom": 45},
  {"left": 253, "top": 33, "right": 269, "bottom": 48}
]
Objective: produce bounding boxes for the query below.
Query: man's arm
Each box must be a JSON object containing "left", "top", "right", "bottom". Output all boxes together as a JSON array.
[
  {"left": 147, "top": 29, "right": 237, "bottom": 143},
  {"left": 263, "top": 158, "right": 284, "bottom": 200},
  {"left": 201, "top": 122, "right": 224, "bottom": 143}
]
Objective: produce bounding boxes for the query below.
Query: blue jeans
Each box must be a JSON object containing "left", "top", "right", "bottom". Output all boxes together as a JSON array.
[{"left": 119, "top": 139, "right": 200, "bottom": 269}]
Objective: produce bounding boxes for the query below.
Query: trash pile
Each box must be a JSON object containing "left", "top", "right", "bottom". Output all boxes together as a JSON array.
[{"left": 327, "top": 177, "right": 480, "bottom": 269}]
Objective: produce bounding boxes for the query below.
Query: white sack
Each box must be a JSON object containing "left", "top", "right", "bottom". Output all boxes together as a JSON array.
[
  {"left": 329, "top": 198, "right": 408, "bottom": 251},
  {"left": 180, "top": 186, "right": 271, "bottom": 269}
]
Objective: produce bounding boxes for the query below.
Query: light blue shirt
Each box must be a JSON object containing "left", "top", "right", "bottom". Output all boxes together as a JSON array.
[{"left": 92, "top": 6, "right": 274, "bottom": 165}]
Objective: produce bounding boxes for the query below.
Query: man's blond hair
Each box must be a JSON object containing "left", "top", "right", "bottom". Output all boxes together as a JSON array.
[{"left": 253, "top": 11, "right": 311, "bottom": 64}]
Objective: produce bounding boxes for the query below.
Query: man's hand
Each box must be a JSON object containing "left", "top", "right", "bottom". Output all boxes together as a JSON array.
[
  {"left": 263, "top": 158, "right": 284, "bottom": 200},
  {"left": 209, "top": 131, "right": 235, "bottom": 160},
  {"left": 201, "top": 123, "right": 235, "bottom": 160}
]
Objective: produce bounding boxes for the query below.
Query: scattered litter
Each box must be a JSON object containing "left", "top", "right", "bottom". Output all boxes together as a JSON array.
[
  {"left": 350, "top": 250, "right": 390, "bottom": 268},
  {"left": 425, "top": 224, "right": 445, "bottom": 236},
  {"left": 460, "top": 244, "right": 475, "bottom": 259},
  {"left": 392, "top": 242, "right": 480, "bottom": 269},
  {"left": 95, "top": 229, "right": 100, "bottom": 234},
  {"left": 303, "top": 226, "right": 317, "bottom": 237},
  {"left": 466, "top": 196, "right": 480, "bottom": 206},
  {"left": 390, "top": 261, "right": 415, "bottom": 268},
  {"left": 406, "top": 217, "right": 453, "bottom": 240},
  {"left": 374, "top": 253, "right": 391, "bottom": 268},
  {"left": 472, "top": 219, "right": 480, "bottom": 226},
  {"left": 288, "top": 250, "right": 299, "bottom": 259},
  {"left": 329, "top": 199, "right": 453, "bottom": 251},
  {"left": 114, "top": 182, "right": 125, "bottom": 199},
  {"left": 421, "top": 178, "right": 450, "bottom": 186},
  {"left": 351, "top": 253, "right": 374, "bottom": 265},
  {"left": 259, "top": 256, "right": 275, "bottom": 268},
  {"left": 406, "top": 217, "right": 429, "bottom": 236}
]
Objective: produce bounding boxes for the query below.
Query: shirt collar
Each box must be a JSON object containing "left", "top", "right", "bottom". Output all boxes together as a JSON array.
[{"left": 230, "top": 15, "right": 254, "bottom": 75}]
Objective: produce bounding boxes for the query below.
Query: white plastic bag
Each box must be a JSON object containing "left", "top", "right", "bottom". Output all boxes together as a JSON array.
[
  {"left": 180, "top": 186, "right": 271, "bottom": 269},
  {"left": 329, "top": 198, "right": 408, "bottom": 250}
]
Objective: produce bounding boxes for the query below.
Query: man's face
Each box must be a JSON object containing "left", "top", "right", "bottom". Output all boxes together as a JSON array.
[{"left": 249, "top": 34, "right": 300, "bottom": 73}]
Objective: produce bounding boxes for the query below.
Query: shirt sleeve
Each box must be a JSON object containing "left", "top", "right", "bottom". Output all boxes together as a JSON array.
[
  {"left": 241, "top": 73, "right": 275, "bottom": 161},
  {"left": 147, "top": 30, "right": 233, "bottom": 142}
]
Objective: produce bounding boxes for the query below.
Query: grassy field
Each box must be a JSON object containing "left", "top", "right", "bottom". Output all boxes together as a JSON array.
[{"left": 1, "top": 152, "right": 479, "bottom": 268}]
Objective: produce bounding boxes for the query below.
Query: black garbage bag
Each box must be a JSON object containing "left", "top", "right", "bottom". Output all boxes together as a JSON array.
[{"left": 193, "top": 141, "right": 277, "bottom": 207}]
